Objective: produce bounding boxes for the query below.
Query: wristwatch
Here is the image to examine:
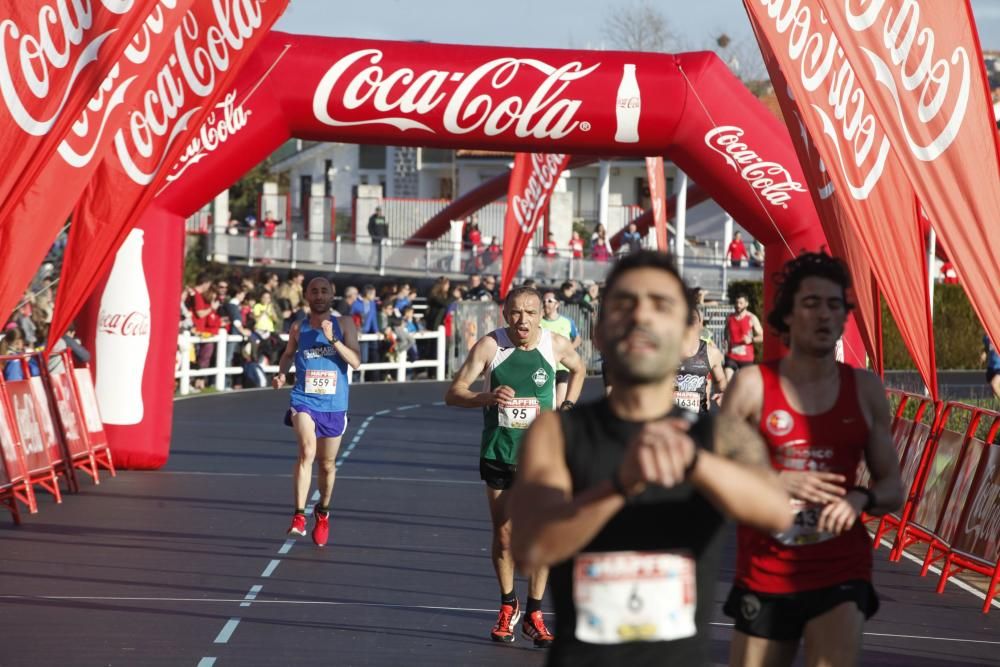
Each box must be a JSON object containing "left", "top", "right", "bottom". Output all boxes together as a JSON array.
[
  {"left": 850, "top": 486, "right": 876, "bottom": 512},
  {"left": 560, "top": 400, "right": 575, "bottom": 411}
]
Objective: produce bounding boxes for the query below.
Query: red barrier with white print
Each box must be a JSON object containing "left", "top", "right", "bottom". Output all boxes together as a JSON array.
[
  {"left": 936, "top": 435, "right": 1000, "bottom": 613},
  {"left": 871, "top": 391, "right": 943, "bottom": 559},
  {"left": 70, "top": 365, "right": 116, "bottom": 480},
  {"left": 866, "top": 392, "right": 1000, "bottom": 612},
  {"left": 0, "top": 358, "right": 64, "bottom": 505},
  {"left": 42, "top": 350, "right": 116, "bottom": 485},
  {"left": 0, "top": 380, "right": 35, "bottom": 523}
]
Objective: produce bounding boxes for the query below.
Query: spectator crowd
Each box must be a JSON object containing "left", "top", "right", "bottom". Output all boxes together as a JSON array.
[{"left": 178, "top": 267, "right": 605, "bottom": 394}]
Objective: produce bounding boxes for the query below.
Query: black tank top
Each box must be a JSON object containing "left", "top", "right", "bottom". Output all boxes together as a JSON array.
[
  {"left": 675, "top": 340, "right": 712, "bottom": 413},
  {"left": 548, "top": 400, "right": 726, "bottom": 667}
]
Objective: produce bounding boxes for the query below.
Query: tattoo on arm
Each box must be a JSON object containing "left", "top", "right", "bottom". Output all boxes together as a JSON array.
[{"left": 713, "top": 414, "right": 770, "bottom": 467}]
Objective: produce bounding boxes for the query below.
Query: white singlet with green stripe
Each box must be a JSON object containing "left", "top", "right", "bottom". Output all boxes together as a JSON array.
[{"left": 480, "top": 327, "right": 558, "bottom": 465}]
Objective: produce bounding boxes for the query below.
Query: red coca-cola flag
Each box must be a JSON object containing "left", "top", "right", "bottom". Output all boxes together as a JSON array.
[
  {"left": 0, "top": 1, "right": 170, "bottom": 326},
  {"left": 754, "top": 40, "right": 883, "bottom": 372},
  {"left": 745, "top": 1, "right": 936, "bottom": 394},
  {"left": 499, "top": 153, "right": 570, "bottom": 299},
  {"left": 49, "top": 0, "right": 289, "bottom": 347},
  {"left": 816, "top": 1, "right": 1000, "bottom": 376},
  {"left": 645, "top": 157, "right": 668, "bottom": 251}
]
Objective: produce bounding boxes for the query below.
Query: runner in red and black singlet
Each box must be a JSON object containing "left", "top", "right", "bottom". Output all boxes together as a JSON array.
[
  {"left": 724, "top": 293, "right": 763, "bottom": 382},
  {"left": 721, "top": 252, "right": 904, "bottom": 667}
]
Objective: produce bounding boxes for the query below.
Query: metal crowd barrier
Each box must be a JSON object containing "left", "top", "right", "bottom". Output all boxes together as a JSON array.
[{"left": 175, "top": 327, "right": 447, "bottom": 395}]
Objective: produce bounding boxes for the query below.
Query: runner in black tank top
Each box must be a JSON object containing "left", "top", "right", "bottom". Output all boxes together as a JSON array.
[
  {"left": 509, "top": 251, "right": 793, "bottom": 667},
  {"left": 675, "top": 340, "right": 713, "bottom": 413},
  {"left": 550, "top": 402, "right": 724, "bottom": 665},
  {"left": 675, "top": 304, "right": 728, "bottom": 413}
]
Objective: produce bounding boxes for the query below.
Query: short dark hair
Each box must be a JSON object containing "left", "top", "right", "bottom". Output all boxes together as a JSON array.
[
  {"left": 767, "top": 251, "right": 855, "bottom": 334},
  {"left": 287, "top": 270, "right": 303, "bottom": 281},
  {"left": 505, "top": 285, "right": 542, "bottom": 308},
  {"left": 601, "top": 250, "right": 695, "bottom": 325},
  {"left": 560, "top": 281, "right": 575, "bottom": 292}
]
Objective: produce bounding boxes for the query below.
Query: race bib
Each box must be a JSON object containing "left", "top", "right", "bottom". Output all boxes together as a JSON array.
[
  {"left": 773, "top": 500, "right": 835, "bottom": 546},
  {"left": 573, "top": 550, "right": 697, "bottom": 645},
  {"left": 304, "top": 370, "right": 338, "bottom": 395},
  {"left": 674, "top": 391, "right": 702, "bottom": 412},
  {"left": 498, "top": 398, "right": 539, "bottom": 430},
  {"left": 730, "top": 344, "right": 747, "bottom": 356}
]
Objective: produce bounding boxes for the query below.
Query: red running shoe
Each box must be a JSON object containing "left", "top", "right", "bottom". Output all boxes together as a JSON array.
[
  {"left": 490, "top": 599, "right": 521, "bottom": 643},
  {"left": 521, "top": 610, "right": 554, "bottom": 648},
  {"left": 287, "top": 513, "right": 307, "bottom": 537},
  {"left": 312, "top": 512, "right": 330, "bottom": 547}
]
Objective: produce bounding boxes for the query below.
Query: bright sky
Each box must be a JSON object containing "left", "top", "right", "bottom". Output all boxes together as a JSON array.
[{"left": 275, "top": 0, "right": 1000, "bottom": 53}]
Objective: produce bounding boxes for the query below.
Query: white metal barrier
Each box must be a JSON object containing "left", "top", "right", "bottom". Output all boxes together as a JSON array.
[{"left": 175, "top": 327, "right": 447, "bottom": 395}]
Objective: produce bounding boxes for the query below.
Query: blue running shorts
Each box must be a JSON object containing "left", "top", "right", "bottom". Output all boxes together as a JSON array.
[{"left": 284, "top": 406, "right": 348, "bottom": 438}]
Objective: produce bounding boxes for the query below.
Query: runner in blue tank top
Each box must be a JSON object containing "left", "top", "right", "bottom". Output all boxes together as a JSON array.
[{"left": 273, "top": 278, "right": 361, "bottom": 547}]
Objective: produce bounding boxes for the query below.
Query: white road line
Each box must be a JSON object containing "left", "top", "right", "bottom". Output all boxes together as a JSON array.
[
  {"left": 213, "top": 618, "right": 241, "bottom": 644},
  {"left": 240, "top": 585, "right": 262, "bottom": 607},
  {"left": 154, "top": 470, "right": 292, "bottom": 477},
  {"left": 864, "top": 631, "right": 1000, "bottom": 645},
  {"left": 374, "top": 409, "right": 391, "bottom": 416},
  {"left": 277, "top": 540, "right": 295, "bottom": 555},
  {"left": 196, "top": 658, "right": 216, "bottom": 667},
  {"left": 397, "top": 404, "right": 420, "bottom": 411},
  {"left": 311, "top": 490, "right": 320, "bottom": 502},
  {"left": 260, "top": 560, "right": 280, "bottom": 578},
  {"left": 10, "top": 594, "right": 1000, "bottom": 645},
  {"left": 875, "top": 536, "right": 1000, "bottom": 609},
  {"left": 432, "top": 401, "right": 446, "bottom": 406}
]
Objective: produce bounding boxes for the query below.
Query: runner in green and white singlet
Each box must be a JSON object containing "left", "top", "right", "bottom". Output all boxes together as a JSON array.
[
  {"left": 480, "top": 326, "right": 558, "bottom": 466},
  {"left": 447, "top": 285, "right": 585, "bottom": 648}
]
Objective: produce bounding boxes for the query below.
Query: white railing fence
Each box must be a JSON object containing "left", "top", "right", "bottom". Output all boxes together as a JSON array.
[{"left": 176, "top": 327, "right": 447, "bottom": 395}]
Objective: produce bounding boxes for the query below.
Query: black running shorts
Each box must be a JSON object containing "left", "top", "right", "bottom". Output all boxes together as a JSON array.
[
  {"left": 480, "top": 458, "right": 516, "bottom": 491},
  {"left": 723, "top": 580, "right": 879, "bottom": 641},
  {"left": 724, "top": 356, "right": 753, "bottom": 372}
]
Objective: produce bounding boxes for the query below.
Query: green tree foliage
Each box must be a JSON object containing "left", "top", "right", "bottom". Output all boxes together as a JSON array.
[{"left": 228, "top": 158, "right": 273, "bottom": 223}]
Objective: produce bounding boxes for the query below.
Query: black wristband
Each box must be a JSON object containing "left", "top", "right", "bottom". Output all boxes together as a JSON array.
[
  {"left": 850, "top": 485, "right": 876, "bottom": 512},
  {"left": 610, "top": 468, "right": 629, "bottom": 499},
  {"left": 684, "top": 446, "right": 701, "bottom": 479},
  {"left": 560, "top": 400, "right": 575, "bottom": 411}
]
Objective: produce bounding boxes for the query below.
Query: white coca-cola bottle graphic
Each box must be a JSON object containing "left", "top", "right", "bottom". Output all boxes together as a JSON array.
[
  {"left": 95, "top": 229, "right": 151, "bottom": 425},
  {"left": 615, "top": 64, "right": 641, "bottom": 143}
]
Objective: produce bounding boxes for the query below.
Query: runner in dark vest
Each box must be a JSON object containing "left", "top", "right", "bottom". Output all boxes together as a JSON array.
[
  {"left": 675, "top": 306, "right": 727, "bottom": 414},
  {"left": 509, "top": 251, "right": 792, "bottom": 666}
]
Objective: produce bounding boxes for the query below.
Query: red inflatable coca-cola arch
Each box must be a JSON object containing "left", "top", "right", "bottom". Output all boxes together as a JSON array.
[{"left": 78, "top": 32, "right": 855, "bottom": 468}]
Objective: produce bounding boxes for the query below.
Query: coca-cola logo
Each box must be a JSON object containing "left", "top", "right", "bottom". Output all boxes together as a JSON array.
[
  {"left": 51, "top": 377, "right": 81, "bottom": 442},
  {"left": 0, "top": 399, "right": 17, "bottom": 465},
  {"left": 12, "top": 392, "right": 44, "bottom": 456},
  {"left": 0, "top": 1, "right": 137, "bottom": 137},
  {"left": 705, "top": 126, "right": 807, "bottom": 208},
  {"left": 58, "top": 0, "right": 183, "bottom": 168},
  {"left": 113, "top": 0, "right": 265, "bottom": 185},
  {"left": 512, "top": 154, "right": 566, "bottom": 234},
  {"left": 166, "top": 90, "right": 251, "bottom": 182},
  {"left": 312, "top": 49, "right": 598, "bottom": 140},
  {"left": 98, "top": 310, "right": 151, "bottom": 337},
  {"left": 845, "top": 0, "right": 970, "bottom": 161},
  {"left": 961, "top": 463, "right": 1000, "bottom": 553},
  {"left": 750, "top": 0, "right": 969, "bottom": 199}
]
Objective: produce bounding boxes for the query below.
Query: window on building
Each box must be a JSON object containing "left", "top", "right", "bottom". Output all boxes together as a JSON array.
[{"left": 359, "top": 144, "right": 387, "bottom": 170}]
